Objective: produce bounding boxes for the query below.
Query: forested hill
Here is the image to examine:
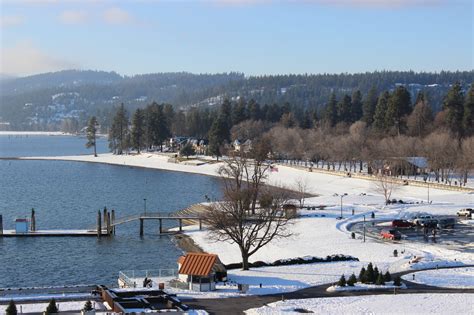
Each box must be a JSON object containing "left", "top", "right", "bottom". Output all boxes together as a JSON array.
[{"left": 0, "top": 70, "right": 472, "bottom": 130}]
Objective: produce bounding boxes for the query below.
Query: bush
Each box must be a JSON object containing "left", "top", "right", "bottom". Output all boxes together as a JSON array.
[
  {"left": 384, "top": 271, "right": 392, "bottom": 282},
  {"left": 358, "top": 267, "right": 367, "bottom": 283},
  {"left": 375, "top": 273, "right": 385, "bottom": 285},
  {"left": 45, "top": 299, "right": 58, "bottom": 314},
  {"left": 374, "top": 266, "right": 380, "bottom": 281},
  {"left": 366, "top": 263, "right": 375, "bottom": 283},
  {"left": 6, "top": 300, "right": 17, "bottom": 315},
  {"left": 347, "top": 273, "right": 357, "bottom": 286},
  {"left": 393, "top": 276, "right": 402, "bottom": 286},
  {"left": 371, "top": 212, "right": 375, "bottom": 219},
  {"left": 83, "top": 300, "right": 93, "bottom": 312},
  {"left": 351, "top": 232, "right": 356, "bottom": 239},
  {"left": 337, "top": 274, "right": 346, "bottom": 287},
  {"left": 393, "top": 249, "right": 398, "bottom": 257}
]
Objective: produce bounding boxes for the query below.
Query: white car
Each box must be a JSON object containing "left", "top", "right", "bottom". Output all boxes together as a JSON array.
[
  {"left": 457, "top": 208, "right": 473, "bottom": 217},
  {"left": 413, "top": 215, "right": 435, "bottom": 226}
]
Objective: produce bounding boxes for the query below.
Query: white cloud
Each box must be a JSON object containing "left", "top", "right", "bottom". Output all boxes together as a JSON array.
[
  {"left": 58, "top": 10, "right": 88, "bottom": 24},
  {"left": 0, "top": 41, "right": 78, "bottom": 76},
  {"left": 103, "top": 7, "right": 133, "bottom": 25},
  {"left": 1, "top": 15, "right": 25, "bottom": 28}
]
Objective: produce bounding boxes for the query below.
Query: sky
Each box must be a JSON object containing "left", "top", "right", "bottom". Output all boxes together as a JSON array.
[{"left": 0, "top": 0, "right": 473, "bottom": 77}]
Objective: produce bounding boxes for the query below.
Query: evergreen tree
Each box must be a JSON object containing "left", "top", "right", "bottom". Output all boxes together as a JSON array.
[
  {"left": 362, "top": 86, "right": 378, "bottom": 125},
  {"left": 358, "top": 267, "right": 367, "bottom": 283},
  {"left": 299, "top": 110, "right": 313, "bottom": 129},
  {"left": 366, "top": 263, "right": 375, "bottom": 283},
  {"left": 83, "top": 300, "right": 93, "bottom": 312},
  {"left": 131, "top": 108, "right": 145, "bottom": 153},
  {"left": 337, "top": 94, "right": 352, "bottom": 123},
  {"left": 444, "top": 82, "right": 465, "bottom": 137},
  {"left": 323, "top": 93, "right": 338, "bottom": 127},
  {"left": 337, "top": 274, "right": 346, "bottom": 287},
  {"left": 351, "top": 90, "right": 363, "bottom": 122},
  {"left": 180, "top": 142, "right": 196, "bottom": 159},
  {"left": 347, "top": 273, "right": 357, "bottom": 286},
  {"left": 108, "top": 104, "right": 129, "bottom": 155},
  {"left": 407, "top": 93, "right": 433, "bottom": 137},
  {"left": 208, "top": 116, "right": 229, "bottom": 160},
  {"left": 373, "top": 91, "right": 390, "bottom": 131},
  {"left": 220, "top": 98, "right": 233, "bottom": 128},
  {"left": 232, "top": 98, "right": 248, "bottom": 126},
  {"left": 463, "top": 83, "right": 474, "bottom": 136},
  {"left": 375, "top": 273, "right": 385, "bottom": 285},
  {"left": 393, "top": 276, "right": 402, "bottom": 286},
  {"left": 385, "top": 85, "right": 412, "bottom": 134},
  {"left": 45, "top": 299, "right": 58, "bottom": 314},
  {"left": 6, "top": 300, "right": 17, "bottom": 315},
  {"left": 248, "top": 99, "right": 262, "bottom": 121},
  {"left": 374, "top": 266, "right": 380, "bottom": 281},
  {"left": 85, "top": 116, "right": 98, "bottom": 157},
  {"left": 383, "top": 271, "right": 392, "bottom": 282},
  {"left": 146, "top": 103, "right": 171, "bottom": 151}
]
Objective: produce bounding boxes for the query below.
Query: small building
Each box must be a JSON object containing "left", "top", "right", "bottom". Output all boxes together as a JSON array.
[
  {"left": 177, "top": 252, "right": 227, "bottom": 292},
  {"left": 15, "top": 218, "right": 29, "bottom": 234}
]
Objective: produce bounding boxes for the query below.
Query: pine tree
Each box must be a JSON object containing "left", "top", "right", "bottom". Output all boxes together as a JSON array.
[
  {"left": 232, "top": 98, "right": 248, "bottom": 126},
  {"left": 347, "top": 273, "right": 357, "bottom": 286},
  {"left": 373, "top": 91, "right": 390, "bottom": 131},
  {"left": 362, "top": 86, "right": 378, "bottom": 125},
  {"left": 248, "top": 99, "right": 262, "bottom": 121},
  {"left": 337, "top": 274, "right": 346, "bottom": 287},
  {"left": 393, "top": 276, "right": 402, "bottom": 286},
  {"left": 375, "top": 273, "right": 385, "bottom": 285},
  {"left": 383, "top": 271, "right": 392, "bottom": 282},
  {"left": 351, "top": 90, "right": 363, "bottom": 122},
  {"left": 146, "top": 103, "right": 171, "bottom": 151},
  {"left": 337, "top": 94, "right": 352, "bottom": 123},
  {"left": 85, "top": 116, "right": 98, "bottom": 157},
  {"left": 407, "top": 93, "right": 433, "bottom": 137},
  {"left": 220, "top": 98, "right": 233, "bottom": 128},
  {"left": 463, "top": 83, "right": 474, "bottom": 136},
  {"left": 444, "top": 82, "right": 465, "bottom": 137},
  {"left": 358, "top": 267, "right": 367, "bottom": 283},
  {"left": 366, "top": 263, "right": 375, "bottom": 283},
  {"left": 208, "top": 116, "right": 229, "bottom": 160},
  {"left": 385, "top": 85, "right": 412, "bottom": 134},
  {"left": 374, "top": 266, "right": 380, "bottom": 281},
  {"left": 299, "top": 110, "right": 313, "bottom": 129},
  {"left": 83, "top": 300, "right": 93, "bottom": 312},
  {"left": 131, "top": 108, "right": 145, "bottom": 154},
  {"left": 324, "top": 93, "right": 338, "bottom": 127},
  {"left": 6, "top": 300, "right": 17, "bottom": 315},
  {"left": 180, "top": 142, "right": 196, "bottom": 159},
  {"left": 108, "top": 103, "right": 129, "bottom": 155},
  {"left": 45, "top": 299, "right": 58, "bottom": 314}
]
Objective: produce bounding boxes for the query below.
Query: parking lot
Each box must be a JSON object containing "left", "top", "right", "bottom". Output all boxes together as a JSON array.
[{"left": 349, "top": 216, "right": 474, "bottom": 253}]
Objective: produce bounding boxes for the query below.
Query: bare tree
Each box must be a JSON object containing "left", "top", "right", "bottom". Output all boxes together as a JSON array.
[
  {"left": 203, "top": 150, "right": 293, "bottom": 270},
  {"left": 374, "top": 174, "right": 399, "bottom": 204},
  {"left": 294, "top": 177, "right": 309, "bottom": 208}
]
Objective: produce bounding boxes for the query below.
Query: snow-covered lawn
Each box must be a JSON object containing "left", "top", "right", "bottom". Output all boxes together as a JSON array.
[
  {"left": 245, "top": 294, "right": 474, "bottom": 315},
  {"left": 402, "top": 267, "right": 474, "bottom": 289}
]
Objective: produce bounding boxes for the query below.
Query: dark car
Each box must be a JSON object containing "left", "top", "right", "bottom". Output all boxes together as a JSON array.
[
  {"left": 422, "top": 219, "right": 439, "bottom": 228},
  {"left": 437, "top": 218, "right": 456, "bottom": 229},
  {"left": 381, "top": 229, "right": 402, "bottom": 241},
  {"left": 392, "top": 220, "right": 413, "bottom": 228}
]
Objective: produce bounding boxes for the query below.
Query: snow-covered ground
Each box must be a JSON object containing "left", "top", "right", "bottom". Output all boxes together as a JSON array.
[
  {"left": 245, "top": 294, "right": 474, "bottom": 315},
  {"left": 0, "top": 131, "right": 70, "bottom": 136},
  {"left": 0, "top": 301, "right": 93, "bottom": 313},
  {"left": 402, "top": 267, "right": 474, "bottom": 289}
]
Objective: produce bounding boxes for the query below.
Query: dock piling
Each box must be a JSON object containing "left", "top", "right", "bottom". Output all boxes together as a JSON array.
[
  {"left": 107, "top": 212, "right": 111, "bottom": 236},
  {"left": 199, "top": 219, "right": 202, "bottom": 230},
  {"left": 97, "top": 210, "right": 102, "bottom": 238},
  {"left": 111, "top": 209, "right": 116, "bottom": 235},
  {"left": 140, "top": 219, "right": 144, "bottom": 236},
  {"left": 31, "top": 208, "right": 36, "bottom": 232},
  {"left": 0, "top": 215, "right": 3, "bottom": 235},
  {"left": 179, "top": 219, "right": 182, "bottom": 232}
]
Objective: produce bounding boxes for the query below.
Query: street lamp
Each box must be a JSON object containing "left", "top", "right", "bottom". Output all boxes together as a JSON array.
[
  {"left": 340, "top": 193, "right": 348, "bottom": 218},
  {"left": 144, "top": 198, "right": 147, "bottom": 215},
  {"left": 363, "top": 215, "right": 366, "bottom": 243},
  {"left": 423, "top": 174, "right": 430, "bottom": 204}
]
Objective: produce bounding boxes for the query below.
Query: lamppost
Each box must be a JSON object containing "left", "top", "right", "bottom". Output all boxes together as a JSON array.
[
  {"left": 144, "top": 198, "right": 147, "bottom": 215},
  {"left": 363, "top": 215, "right": 366, "bottom": 242},
  {"left": 340, "top": 193, "right": 348, "bottom": 218},
  {"left": 423, "top": 174, "right": 430, "bottom": 203}
]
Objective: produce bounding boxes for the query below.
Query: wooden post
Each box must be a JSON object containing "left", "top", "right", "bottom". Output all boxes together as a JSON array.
[
  {"left": 111, "top": 209, "right": 116, "bottom": 235},
  {"left": 199, "top": 219, "right": 202, "bottom": 230},
  {"left": 140, "top": 218, "right": 144, "bottom": 236},
  {"left": 0, "top": 215, "right": 3, "bottom": 235},
  {"left": 159, "top": 219, "right": 162, "bottom": 234},
  {"left": 179, "top": 219, "right": 182, "bottom": 232},
  {"left": 97, "top": 210, "right": 102, "bottom": 238},
  {"left": 31, "top": 208, "right": 36, "bottom": 232},
  {"left": 107, "top": 212, "right": 111, "bottom": 236},
  {"left": 103, "top": 207, "right": 107, "bottom": 227}
]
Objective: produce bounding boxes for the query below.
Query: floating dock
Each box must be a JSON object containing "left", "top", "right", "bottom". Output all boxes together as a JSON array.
[{"left": 0, "top": 229, "right": 109, "bottom": 237}]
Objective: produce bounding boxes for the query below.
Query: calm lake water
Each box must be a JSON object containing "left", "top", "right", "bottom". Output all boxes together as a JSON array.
[{"left": 0, "top": 135, "right": 221, "bottom": 288}]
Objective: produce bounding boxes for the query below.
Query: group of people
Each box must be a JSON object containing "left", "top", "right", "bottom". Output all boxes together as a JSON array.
[{"left": 143, "top": 277, "right": 153, "bottom": 288}]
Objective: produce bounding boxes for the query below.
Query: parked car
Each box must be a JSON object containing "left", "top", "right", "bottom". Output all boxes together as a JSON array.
[
  {"left": 413, "top": 215, "right": 435, "bottom": 226},
  {"left": 381, "top": 229, "right": 402, "bottom": 240},
  {"left": 457, "top": 208, "right": 473, "bottom": 217},
  {"left": 392, "top": 220, "right": 413, "bottom": 228},
  {"left": 422, "top": 219, "right": 439, "bottom": 228},
  {"left": 437, "top": 218, "right": 456, "bottom": 229}
]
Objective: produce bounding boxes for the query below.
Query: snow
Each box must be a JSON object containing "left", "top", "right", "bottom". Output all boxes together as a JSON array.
[
  {"left": 402, "top": 267, "right": 474, "bottom": 288},
  {"left": 0, "top": 301, "right": 93, "bottom": 313},
  {"left": 0, "top": 131, "right": 70, "bottom": 136},
  {"left": 245, "top": 294, "right": 474, "bottom": 315},
  {"left": 326, "top": 282, "right": 406, "bottom": 292}
]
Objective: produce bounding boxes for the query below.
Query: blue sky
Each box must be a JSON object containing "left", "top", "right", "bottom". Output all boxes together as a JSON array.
[{"left": 1, "top": 0, "right": 472, "bottom": 76}]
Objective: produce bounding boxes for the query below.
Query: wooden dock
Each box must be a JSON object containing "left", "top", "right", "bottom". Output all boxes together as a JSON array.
[{"left": 1, "top": 229, "right": 108, "bottom": 237}]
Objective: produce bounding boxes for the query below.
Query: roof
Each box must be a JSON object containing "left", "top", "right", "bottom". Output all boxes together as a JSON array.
[
  {"left": 178, "top": 253, "right": 217, "bottom": 277},
  {"left": 177, "top": 256, "right": 186, "bottom": 265}
]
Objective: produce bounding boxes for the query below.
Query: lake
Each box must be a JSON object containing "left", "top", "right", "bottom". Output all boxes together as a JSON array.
[{"left": 0, "top": 135, "right": 221, "bottom": 288}]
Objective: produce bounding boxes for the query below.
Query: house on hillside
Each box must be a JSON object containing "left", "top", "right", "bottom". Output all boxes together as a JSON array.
[
  {"left": 177, "top": 252, "right": 227, "bottom": 292},
  {"left": 370, "top": 157, "right": 429, "bottom": 177},
  {"left": 233, "top": 139, "right": 252, "bottom": 153}
]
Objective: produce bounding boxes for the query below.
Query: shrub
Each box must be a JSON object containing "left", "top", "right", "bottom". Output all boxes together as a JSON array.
[
  {"left": 393, "top": 249, "right": 398, "bottom": 257},
  {"left": 393, "top": 276, "right": 402, "bottom": 286},
  {"left": 45, "top": 299, "right": 58, "bottom": 314},
  {"left": 374, "top": 266, "right": 380, "bottom": 281},
  {"left": 384, "top": 271, "right": 392, "bottom": 282},
  {"left": 83, "top": 300, "right": 93, "bottom": 312},
  {"left": 358, "top": 267, "right": 367, "bottom": 283},
  {"left": 375, "top": 273, "right": 385, "bottom": 285},
  {"left": 347, "top": 273, "right": 357, "bottom": 286},
  {"left": 371, "top": 212, "right": 375, "bottom": 219},
  {"left": 337, "top": 274, "right": 346, "bottom": 287},
  {"left": 351, "top": 232, "right": 356, "bottom": 239},
  {"left": 6, "top": 300, "right": 17, "bottom": 315},
  {"left": 366, "top": 263, "right": 375, "bottom": 283}
]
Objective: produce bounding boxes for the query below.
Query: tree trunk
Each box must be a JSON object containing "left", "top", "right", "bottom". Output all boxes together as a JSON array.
[{"left": 241, "top": 250, "right": 250, "bottom": 271}]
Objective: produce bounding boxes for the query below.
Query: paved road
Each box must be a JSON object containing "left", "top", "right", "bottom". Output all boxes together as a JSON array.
[{"left": 184, "top": 265, "right": 474, "bottom": 315}]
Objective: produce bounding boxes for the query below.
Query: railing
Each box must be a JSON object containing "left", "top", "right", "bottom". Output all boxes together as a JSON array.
[{"left": 118, "top": 269, "right": 179, "bottom": 288}]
